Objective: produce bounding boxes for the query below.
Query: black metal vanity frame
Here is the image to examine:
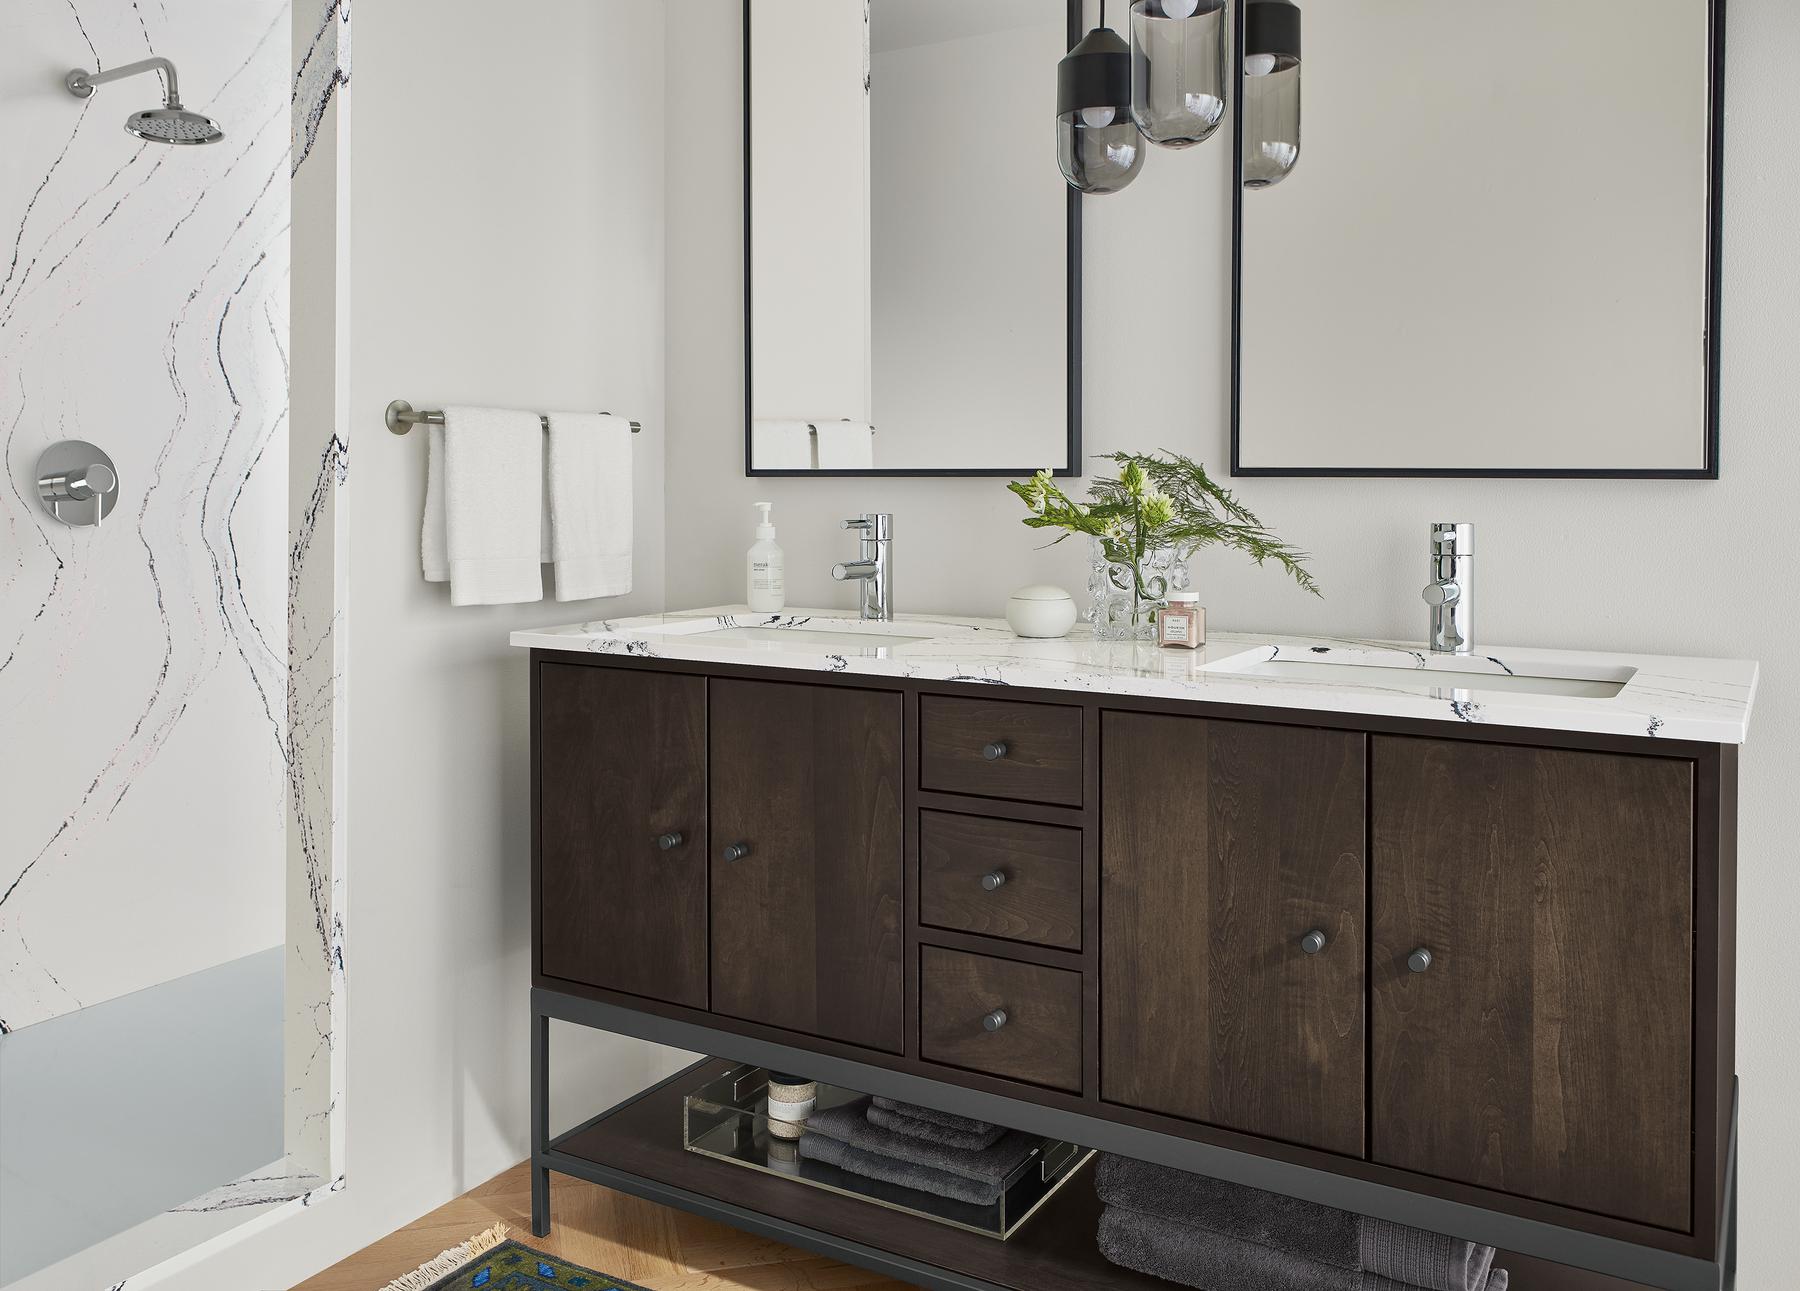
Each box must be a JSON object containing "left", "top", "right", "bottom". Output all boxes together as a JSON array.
[
  {"left": 742, "top": 0, "right": 1085, "bottom": 479},
  {"left": 529, "top": 992, "right": 1736, "bottom": 1291},
  {"left": 1229, "top": 0, "right": 1728, "bottom": 480}
]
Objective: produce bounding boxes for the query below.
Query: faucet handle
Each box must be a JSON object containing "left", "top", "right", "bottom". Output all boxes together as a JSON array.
[
  {"left": 841, "top": 518, "right": 872, "bottom": 532},
  {"left": 1431, "top": 522, "right": 1473, "bottom": 555},
  {"left": 1422, "top": 580, "right": 1461, "bottom": 608}
]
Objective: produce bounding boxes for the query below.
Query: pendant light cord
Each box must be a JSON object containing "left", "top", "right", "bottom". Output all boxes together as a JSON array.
[{"left": 1100, "top": 0, "right": 1108, "bottom": 28}]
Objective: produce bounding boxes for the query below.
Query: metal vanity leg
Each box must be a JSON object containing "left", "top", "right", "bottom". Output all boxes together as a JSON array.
[{"left": 531, "top": 1003, "right": 551, "bottom": 1236}]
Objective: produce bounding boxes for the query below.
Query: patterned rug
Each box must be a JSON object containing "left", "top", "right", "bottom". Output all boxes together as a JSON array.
[{"left": 380, "top": 1226, "right": 653, "bottom": 1291}]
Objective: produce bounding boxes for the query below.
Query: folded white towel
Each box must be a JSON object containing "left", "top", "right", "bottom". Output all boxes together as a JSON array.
[
  {"left": 422, "top": 424, "right": 451, "bottom": 583},
  {"left": 815, "top": 419, "right": 874, "bottom": 471},
  {"left": 752, "top": 419, "right": 816, "bottom": 470},
  {"left": 420, "top": 405, "right": 544, "bottom": 606},
  {"left": 546, "top": 411, "right": 633, "bottom": 602}
]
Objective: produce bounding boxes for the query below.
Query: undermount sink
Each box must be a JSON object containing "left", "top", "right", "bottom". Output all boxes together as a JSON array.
[
  {"left": 1206, "top": 653, "right": 1636, "bottom": 699},
  {"left": 602, "top": 613, "right": 973, "bottom": 657},
  {"left": 701, "top": 625, "right": 932, "bottom": 650}
]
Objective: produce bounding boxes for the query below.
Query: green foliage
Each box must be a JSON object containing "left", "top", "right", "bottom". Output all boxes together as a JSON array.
[{"left": 1008, "top": 452, "right": 1320, "bottom": 597}]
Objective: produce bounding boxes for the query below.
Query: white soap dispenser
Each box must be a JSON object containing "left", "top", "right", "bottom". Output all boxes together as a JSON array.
[{"left": 747, "top": 501, "right": 786, "bottom": 613}]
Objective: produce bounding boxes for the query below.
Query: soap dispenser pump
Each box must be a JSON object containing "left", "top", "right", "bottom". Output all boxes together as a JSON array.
[{"left": 747, "top": 501, "right": 786, "bottom": 613}]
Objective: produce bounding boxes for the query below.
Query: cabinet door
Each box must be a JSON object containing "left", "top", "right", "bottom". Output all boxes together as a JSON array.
[
  {"left": 538, "top": 664, "right": 707, "bottom": 1008},
  {"left": 1102, "top": 712, "right": 1367, "bottom": 1157},
  {"left": 1371, "top": 736, "right": 1693, "bottom": 1231},
  {"left": 710, "top": 679, "right": 905, "bottom": 1053}
]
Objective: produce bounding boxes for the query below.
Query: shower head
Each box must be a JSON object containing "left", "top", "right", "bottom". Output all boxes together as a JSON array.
[
  {"left": 65, "top": 56, "right": 224, "bottom": 146},
  {"left": 124, "top": 107, "right": 224, "bottom": 145}
]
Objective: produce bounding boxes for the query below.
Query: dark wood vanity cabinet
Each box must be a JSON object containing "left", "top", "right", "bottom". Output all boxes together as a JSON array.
[
  {"left": 1101, "top": 712, "right": 1368, "bottom": 1158},
  {"left": 709, "top": 679, "right": 906, "bottom": 1054},
  {"left": 533, "top": 652, "right": 1736, "bottom": 1283},
  {"left": 537, "top": 664, "right": 709, "bottom": 1008},
  {"left": 1370, "top": 736, "right": 1698, "bottom": 1232}
]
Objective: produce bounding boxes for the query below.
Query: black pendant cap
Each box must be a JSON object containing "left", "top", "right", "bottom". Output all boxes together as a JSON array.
[
  {"left": 1057, "top": 26, "right": 1132, "bottom": 117},
  {"left": 1246, "top": 0, "right": 1302, "bottom": 62}
]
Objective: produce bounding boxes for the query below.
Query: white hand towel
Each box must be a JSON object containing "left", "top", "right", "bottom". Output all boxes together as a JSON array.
[
  {"left": 420, "top": 406, "right": 544, "bottom": 606},
  {"left": 546, "top": 411, "right": 634, "bottom": 602},
  {"left": 752, "top": 419, "right": 816, "bottom": 470},
  {"left": 422, "top": 423, "right": 451, "bottom": 583},
  {"left": 815, "top": 420, "right": 874, "bottom": 471}
]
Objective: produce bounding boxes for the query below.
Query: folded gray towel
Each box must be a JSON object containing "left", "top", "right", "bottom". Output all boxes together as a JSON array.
[
  {"left": 1098, "top": 1205, "right": 1509, "bottom": 1291},
  {"left": 870, "top": 1096, "right": 1000, "bottom": 1138},
  {"left": 1095, "top": 1155, "right": 1496, "bottom": 1291},
  {"left": 866, "top": 1101, "right": 1006, "bottom": 1150},
  {"left": 805, "top": 1098, "right": 1040, "bottom": 1189},
  {"left": 798, "top": 1128, "right": 1003, "bottom": 1205}
]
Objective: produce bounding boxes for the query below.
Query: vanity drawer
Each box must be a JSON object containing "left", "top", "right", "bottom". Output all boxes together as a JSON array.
[
  {"left": 919, "top": 695, "right": 1083, "bottom": 807},
  {"left": 919, "top": 811, "right": 1083, "bottom": 951},
  {"left": 919, "top": 946, "right": 1083, "bottom": 1093}
]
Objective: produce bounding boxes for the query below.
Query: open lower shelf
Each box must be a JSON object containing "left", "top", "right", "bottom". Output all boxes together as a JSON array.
[
  {"left": 544, "top": 1059, "right": 1658, "bottom": 1291},
  {"left": 549, "top": 1058, "right": 1169, "bottom": 1291}
]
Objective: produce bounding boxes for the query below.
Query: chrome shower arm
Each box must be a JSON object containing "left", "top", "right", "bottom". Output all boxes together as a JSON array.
[{"left": 66, "top": 57, "right": 181, "bottom": 105}]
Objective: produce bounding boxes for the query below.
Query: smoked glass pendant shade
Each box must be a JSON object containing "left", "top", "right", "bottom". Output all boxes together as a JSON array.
[
  {"left": 1129, "top": 0, "right": 1228, "bottom": 149},
  {"left": 1244, "top": 0, "right": 1302, "bottom": 188},
  {"left": 1056, "top": 26, "right": 1145, "bottom": 195}
]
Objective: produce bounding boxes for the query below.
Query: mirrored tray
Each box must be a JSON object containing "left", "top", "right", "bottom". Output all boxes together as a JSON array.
[{"left": 682, "top": 1064, "right": 1090, "bottom": 1240}]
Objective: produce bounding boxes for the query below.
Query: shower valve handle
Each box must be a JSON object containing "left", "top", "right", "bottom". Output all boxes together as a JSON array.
[{"left": 37, "top": 442, "right": 119, "bottom": 531}]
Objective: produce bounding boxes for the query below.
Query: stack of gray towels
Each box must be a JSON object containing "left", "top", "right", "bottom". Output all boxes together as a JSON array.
[
  {"left": 796, "top": 1096, "right": 1039, "bottom": 1205},
  {"left": 1096, "top": 1155, "right": 1509, "bottom": 1291}
]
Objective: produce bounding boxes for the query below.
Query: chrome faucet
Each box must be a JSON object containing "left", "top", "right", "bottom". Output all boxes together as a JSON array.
[
  {"left": 832, "top": 513, "right": 892, "bottom": 621},
  {"left": 1422, "top": 522, "right": 1473, "bottom": 654}
]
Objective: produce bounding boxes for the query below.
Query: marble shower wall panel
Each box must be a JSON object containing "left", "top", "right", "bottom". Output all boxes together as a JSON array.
[{"left": 0, "top": 0, "right": 291, "bottom": 1032}]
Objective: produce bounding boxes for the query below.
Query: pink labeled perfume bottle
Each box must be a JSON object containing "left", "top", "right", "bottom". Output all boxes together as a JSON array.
[{"left": 1158, "top": 592, "right": 1205, "bottom": 649}]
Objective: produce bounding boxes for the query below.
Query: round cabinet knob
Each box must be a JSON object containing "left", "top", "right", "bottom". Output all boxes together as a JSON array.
[
  {"left": 982, "top": 1008, "right": 1009, "bottom": 1033},
  {"left": 654, "top": 831, "right": 685, "bottom": 851},
  {"left": 1408, "top": 947, "right": 1434, "bottom": 974},
  {"left": 722, "top": 841, "right": 753, "bottom": 863},
  {"left": 980, "top": 871, "right": 1008, "bottom": 892},
  {"left": 982, "top": 741, "right": 1009, "bottom": 761},
  {"left": 1300, "top": 929, "right": 1327, "bottom": 956}
]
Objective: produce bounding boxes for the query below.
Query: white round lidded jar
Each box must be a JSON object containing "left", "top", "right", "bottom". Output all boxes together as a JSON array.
[
  {"left": 764, "top": 1073, "right": 816, "bottom": 1141},
  {"left": 1006, "top": 585, "right": 1078, "bottom": 639}
]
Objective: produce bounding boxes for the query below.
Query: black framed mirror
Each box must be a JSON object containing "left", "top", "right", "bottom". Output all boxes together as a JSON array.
[
  {"left": 744, "top": 0, "right": 1083, "bottom": 477},
  {"left": 1231, "top": 0, "right": 1725, "bottom": 479}
]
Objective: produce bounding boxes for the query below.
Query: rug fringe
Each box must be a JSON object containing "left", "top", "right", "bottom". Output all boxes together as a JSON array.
[{"left": 378, "top": 1224, "right": 511, "bottom": 1291}]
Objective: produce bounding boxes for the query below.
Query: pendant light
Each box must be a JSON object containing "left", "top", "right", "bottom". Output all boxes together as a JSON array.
[
  {"left": 1057, "top": 1, "right": 1145, "bottom": 195},
  {"left": 1243, "top": 0, "right": 1302, "bottom": 188},
  {"left": 1128, "top": 0, "right": 1228, "bottom": 148}
]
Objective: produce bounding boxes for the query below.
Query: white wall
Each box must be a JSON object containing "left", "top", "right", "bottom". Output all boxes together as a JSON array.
[
  {"left": 665, "top": 1, "right": 1800, "bottom": 1286},
  {"left": 177, "top": 3, "right": 684, "bottom": 1286}
]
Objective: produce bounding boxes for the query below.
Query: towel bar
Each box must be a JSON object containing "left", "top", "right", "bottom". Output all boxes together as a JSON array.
[{"left": 386, "top": 399, "right": 641, "bottom": 436}]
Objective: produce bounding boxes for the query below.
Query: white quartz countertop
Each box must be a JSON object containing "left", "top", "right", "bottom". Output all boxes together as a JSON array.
[{"left": 512, "top": 608, "right": 1759, "bottom": 745}]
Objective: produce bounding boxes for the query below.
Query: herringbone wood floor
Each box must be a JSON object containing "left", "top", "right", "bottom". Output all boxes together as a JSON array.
[{"left": 292, "top": 1162, "right": 911, "bottom": 1291}]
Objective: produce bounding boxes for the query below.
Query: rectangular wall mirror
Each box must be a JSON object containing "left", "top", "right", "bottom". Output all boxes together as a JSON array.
[
  {"left": 1233, "top": 0, "right": 1724, "bottom": 478},
  {"left": 745, "top": 0, "right": 1081, "bottom": 477}
]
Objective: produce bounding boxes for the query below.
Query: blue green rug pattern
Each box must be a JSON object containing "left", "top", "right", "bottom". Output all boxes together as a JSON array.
[{"left": 423, "top": 1240, "right": 652, "bottom": 1291}]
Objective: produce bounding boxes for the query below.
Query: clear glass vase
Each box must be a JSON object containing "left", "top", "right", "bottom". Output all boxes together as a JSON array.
[{"left": 1089, "top": 539, "right": 1192, "bottom": 641}]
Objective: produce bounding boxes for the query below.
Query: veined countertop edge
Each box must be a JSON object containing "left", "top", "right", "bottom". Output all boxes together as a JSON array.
[{"left": 512, "top": 607, "right": 1759, "bottom": 746}]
